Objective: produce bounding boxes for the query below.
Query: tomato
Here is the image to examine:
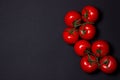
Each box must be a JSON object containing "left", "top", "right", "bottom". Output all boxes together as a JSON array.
[
  {"left": 82, "top": 5, "right": 99, "bottom": 22},
  {"left": 100, "top": 56, "right": 117, "bottom": 74},
  {"left": 64, "top": 10, "right": 81, "bottom": 28},
  {"left": 92, "top": 40, "right": 109, "bottom": 57},
  {"left": 74, "top": 40, "right": 91, "bottom": 56},
  {"left": 80, "top": 55, "right": 98, "bottom": 73},
  {"left": 79, "top": 24, "right": 96, "bottom": 40},
  {"left": 62, "top": 27, "right": 79, "bottom": 44}
]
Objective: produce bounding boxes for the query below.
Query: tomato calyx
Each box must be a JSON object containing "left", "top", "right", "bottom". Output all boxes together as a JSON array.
[
  {"left": 73, "top": 19, "right": 81, "bottom": 28},
  {"left": 84, "top": 48, "right": 91, "bottom": 54},
  {"left": 96, "top": 49, "right": 102, "bottom": 55},
  {"left": 80, "top": 30, "right": 86, "bottom": 35},
  {"left": 84, "top": 48, "right": 97, "bottom": 65},
  {"left": 103, "top": 59, "right": 109, "bottom": 66},
  {"left": 96, "top": 49, "right": 102, "bottom": 53},
  {"left": 79, "top": 22, "right": 95, "bottom": 37},
  {"left": 66, "top": 28, "right": 76, "bottom": 34},
  {"left": 101, "top": 58, "right": 110, "bottom": 69},
  {"left": 84, "top": 9, "right": 89, "bottom": 20},
  {"left": 87, "top": 54, "right": 96, "bottom": 65}
]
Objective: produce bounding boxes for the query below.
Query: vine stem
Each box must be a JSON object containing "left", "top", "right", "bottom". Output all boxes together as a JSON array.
[{"left": 85, "top": 48, "right": 100, "bottom": 66}]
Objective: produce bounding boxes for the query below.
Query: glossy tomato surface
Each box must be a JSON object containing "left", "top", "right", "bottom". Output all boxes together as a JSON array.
[
  {"left": 100, "top": 56, "right": 117, "bottom": 74},
  {"left": 64, "top": 10, "right": 81, "bottom": 28},
  {"left": 74, "top": 40, "right": 91, "bottom": 56},
  {"left": 62, "top": 27, "right": 79, "bottom": 44},
  {"left": 80, "top": 55, "right": 98, "bottom": 73},
  {"left": 92, "top": 40, "right": 109, "bottom": 57},
  {"left": 79, "top": 24, "right": 96, "bottom": 40},
  {"left": 82, "top": 5, "right": 99, "bottom": 22}
]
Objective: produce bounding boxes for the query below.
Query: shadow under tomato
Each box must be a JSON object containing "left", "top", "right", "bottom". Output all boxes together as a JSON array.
[
  {"left": 88, "top": 69, "right": 100, "bottom": 75},
  {"left": 95, "top": 7, "right": 103, "bottom": 25},
  {"left": 89, "top": 8, "right": 103, "bottom": 43}
]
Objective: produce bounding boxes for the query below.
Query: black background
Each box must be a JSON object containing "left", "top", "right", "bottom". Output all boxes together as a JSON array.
[{"left": 0, "top": 0, "right": 120, "bottom": 80}]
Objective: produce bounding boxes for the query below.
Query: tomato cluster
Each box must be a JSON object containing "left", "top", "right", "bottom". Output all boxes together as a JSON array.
[{"left": 62, "top": 5, "right": 117, "bottom": 74}]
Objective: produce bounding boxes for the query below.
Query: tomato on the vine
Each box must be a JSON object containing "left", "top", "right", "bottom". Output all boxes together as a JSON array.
[
  {"left": 79, "top": 24, "right": 96, "bottom": 40},
  {"left": 74, "top": 40, "right": 91, "bottom": 56},
  {"left": 100, "top": 56, "right": 117, "bottom": 74},
  {"left": 62, "top": 27, "right": 79, "bottom": 44},
  {"left": 64, "top": 10, "right": 81, "bottom": 28},
  {"left": 80, "top": 55, "right": 98, "bottom": 73},
  {"left": 92, "top": 40, "right": 109, "bottom": 57},
  {"left": 62, "top": 5, "right": 118, "bottom": 75},
  {"left": 82, "top": 5, "right": 98, "bottom": 22}
]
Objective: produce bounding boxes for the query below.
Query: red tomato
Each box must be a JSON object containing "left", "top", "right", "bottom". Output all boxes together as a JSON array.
[
  {"left": 80, "top": 55, "right": 98, "bottom": 73},
  {"left": 74, "top": 40, "right": 91, "bottom": 56},
  {"left": 79, "top": 24, "right": 96, "bottom": 40},
  {"left": 100, "top": 56, "right": 117, "bottom": 74},
  {"left": 62, "top": 27, "right": 79, "bottom": 44},
  {"left": 82, "top": 5, "right": 99, "bottom": 22},
  {"left": 92, "top": 40, "right": 109, "bottom": 57},
  {"left": 64, "top": 10, "right": 81, "bottom": 28}
]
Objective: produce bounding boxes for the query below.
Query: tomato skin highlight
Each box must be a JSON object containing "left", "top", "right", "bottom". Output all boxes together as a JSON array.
[
  {"left": 92, "top": 40, "right": 109, "bottom": 57},
  {"left": 100, "top": 56, "right": 117, "bottom": 74},
  {"left": 80, "top": 55, "right": 98, "bottom": 73},
  {"left": 74, "top": 40, "right": 91, "bottom": 56},
  {"left": 62, "top": 27, "right": 79, "bottom": 44},
  {"left": 64, "top": 10, "right": 81, "bottom": 28},
  {"left": 82, "top": 5, "right": 99, "bottom": 22},
  {"left": 79, "top": 24, "right": 96, "bottom": 40}
]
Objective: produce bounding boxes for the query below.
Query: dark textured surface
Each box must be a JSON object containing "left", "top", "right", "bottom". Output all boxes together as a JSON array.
[{"left": 0, "top": 0, "right": 120, "bottom": 80}]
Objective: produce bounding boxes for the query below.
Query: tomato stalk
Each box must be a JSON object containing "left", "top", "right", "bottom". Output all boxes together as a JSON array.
[
  {"left": 73, "top": 19, "right": 94, "bottom": 28},
  {"left": 87, "top": 54, "right": 97, "bottom": 65},
  {"left": 73, "top": 19, "right": 81, "bottom": 28},
  {"left": 84, "top": 48, "right": 101, "bottom": 66},
  {"left": 66, "top": 28, "right": 76, "bottom": 34}
]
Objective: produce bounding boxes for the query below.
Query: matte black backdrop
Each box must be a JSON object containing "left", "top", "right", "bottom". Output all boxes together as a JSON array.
[{"left": 0, "top": 0, "right": 120, "bottom": 80}]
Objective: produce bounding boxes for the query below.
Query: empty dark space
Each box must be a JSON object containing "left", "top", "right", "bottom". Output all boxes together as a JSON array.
[{"left": 0, "top": 0, "right": 119, "bottom": 80}]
